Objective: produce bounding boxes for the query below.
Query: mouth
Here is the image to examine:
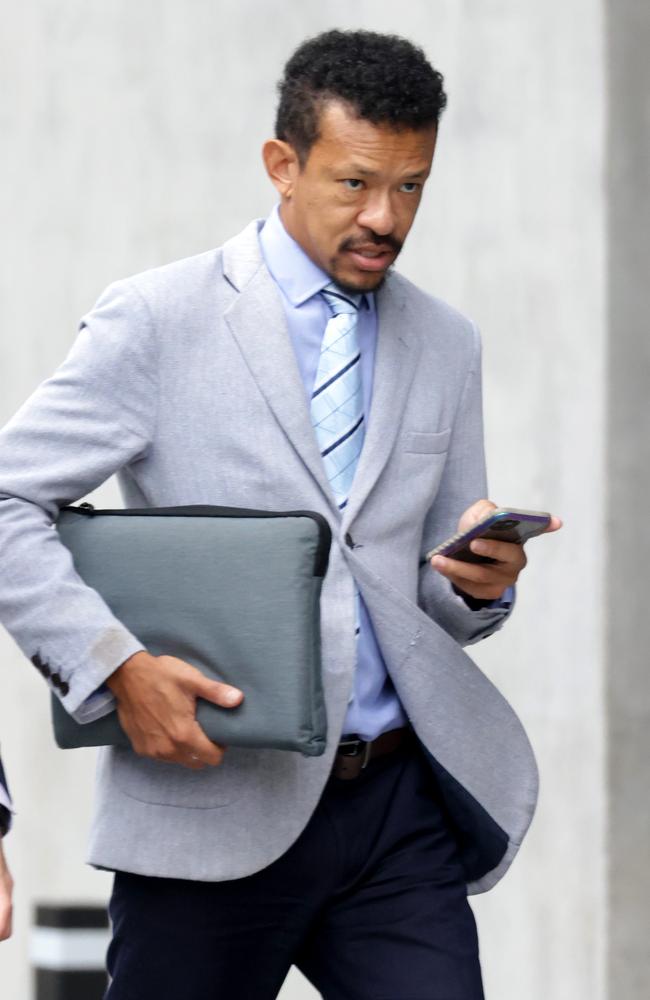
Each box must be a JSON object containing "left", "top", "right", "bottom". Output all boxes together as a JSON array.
[{"left": 344, "top": 246, "right": 396, "bottom": 272}]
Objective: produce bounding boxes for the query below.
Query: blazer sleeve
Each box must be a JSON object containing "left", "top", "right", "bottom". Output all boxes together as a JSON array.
[
  {"left": 417, "top": 322, "right": 514, "bottom": 645},
  {"left": 0, "top": 280, "right": 158, "bottom": 722},
  {"left": 0, "top": 756, "right": 12, "bottom": 836}
]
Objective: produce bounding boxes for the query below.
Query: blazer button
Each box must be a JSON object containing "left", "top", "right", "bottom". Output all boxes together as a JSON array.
[
  {"left": 31, "top": 652, "right": 50, "bottom": 677},
  {"left": 51, "top": 673, "right": 61, "bottom": 689},
  {"left": 59, "top": 681, "right": 70, "bottom": 696},
  {"left": 344, "top": 532, "right": 355, "bottom": 550}
]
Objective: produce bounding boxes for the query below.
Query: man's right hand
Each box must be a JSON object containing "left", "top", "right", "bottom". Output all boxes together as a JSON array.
[{"left": 106, "top": 651, "right": 244, "bottom": 770}]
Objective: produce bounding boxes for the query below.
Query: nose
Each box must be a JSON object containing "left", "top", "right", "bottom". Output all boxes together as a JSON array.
[{"left": 356, "top": 192, "right": 395, "bottom": 237}]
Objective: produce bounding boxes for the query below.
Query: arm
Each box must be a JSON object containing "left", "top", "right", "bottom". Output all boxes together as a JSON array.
[
  {"left": 417, "top": 323, "right": 514, "bottom": 645},
  {"left": 0, "top": 281, "right": 158, "bottom": 721},
  {"left": 0, "top": 283, "right": 242, "bottom": 766}
]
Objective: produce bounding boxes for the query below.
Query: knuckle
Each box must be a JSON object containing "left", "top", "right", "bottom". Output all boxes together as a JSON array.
[
  {"left": 142, "top": 738, "right": 175, "bottom": 762},
  {"left": 169, "top": 722, "right": 193, "bottom": 746}
]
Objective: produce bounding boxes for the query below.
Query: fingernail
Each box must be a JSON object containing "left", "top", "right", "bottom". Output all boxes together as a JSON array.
[
  {"left": 224, "top": 688, "right": 242, "bottom": 706},
  {"left": 471, "top": 540, "right": 487, "bottom": 553},
  {"left": 431, "top": 556, "right": 445, "bottom": 567}
]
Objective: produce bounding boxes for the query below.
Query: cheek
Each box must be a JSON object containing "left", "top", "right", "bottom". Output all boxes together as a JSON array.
[
  {"left": 396, "top": 197, "right": 422, "bottom": 236},
  {"left": 309, "top": 201, "right": 351, "bottom": 242}
]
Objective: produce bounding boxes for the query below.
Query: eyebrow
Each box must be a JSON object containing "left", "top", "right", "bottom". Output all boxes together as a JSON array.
[{"left": 341, "top": 164, "right": 429, "bottom": 180}]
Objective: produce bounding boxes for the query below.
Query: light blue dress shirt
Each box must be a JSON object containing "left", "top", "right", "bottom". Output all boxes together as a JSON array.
[{"left": 260, "top": 207, "right": 409, "bottom": 741}]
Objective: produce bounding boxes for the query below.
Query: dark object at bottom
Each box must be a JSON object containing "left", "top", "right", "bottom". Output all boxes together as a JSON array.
[
  {"left": 33, "top": 904, "right": 109, "bottom": 1000},
  {"left": 35, "top": 969, "right": 108, "bottom": 1000}
]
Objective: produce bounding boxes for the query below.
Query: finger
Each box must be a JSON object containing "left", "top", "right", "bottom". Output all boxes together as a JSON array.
[
  {"left": 175, "top": 723, "right": 226, "bottom": 768},
  {"left": 544, "top": 515, "right": 563, "bottom": 532},
  {"left": 469, "top": 539, "right": 527, "bottom": 567},
  {"left": 188, "top": 673, "right": 244, "bottom": 709},
  {"left": 431, "top": 554, "right": 514, "bottom": 585},
  {"left": 458, "top": 498, "right": 497, "bottom": 533}
]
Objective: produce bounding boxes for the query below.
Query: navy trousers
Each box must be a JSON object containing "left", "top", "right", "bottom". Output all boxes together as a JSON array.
[{"left": 106, "top": 741, "right": 484, "bottom": 999}]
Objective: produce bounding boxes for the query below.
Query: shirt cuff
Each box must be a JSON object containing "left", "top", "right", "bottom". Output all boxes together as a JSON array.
[
  {"left": 453, "top": 584, "right": 514, "bottom": 611},
  {"left": 70, "top": 682, "right": 117, "bottom": 724}
]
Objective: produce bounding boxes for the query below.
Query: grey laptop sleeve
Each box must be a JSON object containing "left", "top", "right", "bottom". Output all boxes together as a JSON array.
[{"left": 52, "top": 503, "right": 331, "bottom": 756}]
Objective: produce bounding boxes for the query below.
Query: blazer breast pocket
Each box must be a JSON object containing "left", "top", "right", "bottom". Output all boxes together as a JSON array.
[{"left": 402, "top": 428, "right": 451, "bottom": 455}]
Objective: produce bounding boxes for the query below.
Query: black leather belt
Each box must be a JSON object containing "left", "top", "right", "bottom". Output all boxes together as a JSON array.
[{"left": 332, "top": 727, "right": 410, "bottom": 780}]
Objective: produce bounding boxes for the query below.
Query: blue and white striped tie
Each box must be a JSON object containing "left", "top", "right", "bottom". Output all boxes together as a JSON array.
[
  {"left": 312, "top": 283, "right": 365, "bottom": 645},
  {"left": 311, "top": 284, "right": 365, "bottom": 513}
]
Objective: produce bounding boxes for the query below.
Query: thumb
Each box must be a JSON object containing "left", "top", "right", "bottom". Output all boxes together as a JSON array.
[{"left": 458, "top": 498, "right": 497, "bottom": 533}]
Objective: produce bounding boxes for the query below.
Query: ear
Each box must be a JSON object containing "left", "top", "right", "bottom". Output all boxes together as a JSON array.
[{"left": 262, "top": 139, "right": 300, "bottom": 199}]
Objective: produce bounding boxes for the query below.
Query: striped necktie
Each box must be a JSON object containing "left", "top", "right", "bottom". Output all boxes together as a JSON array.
[{"left": 310, "top": 284, "right": 365, "bottom": 512}]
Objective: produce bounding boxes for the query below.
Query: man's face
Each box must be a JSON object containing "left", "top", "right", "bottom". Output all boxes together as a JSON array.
[{"left": 272, "top": 102, "right": 437, "bottom": 293}]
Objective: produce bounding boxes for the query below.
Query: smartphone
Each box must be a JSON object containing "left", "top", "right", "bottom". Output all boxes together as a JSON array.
[{"left": 425, "top": 508, "right": 551, "bottom": 565}]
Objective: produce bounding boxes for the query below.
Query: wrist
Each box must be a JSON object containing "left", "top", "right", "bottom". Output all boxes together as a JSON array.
[
  {"left": 106, "top": 650, "right": 150, "bottom": 695},
  {"left": 452, "top": 583, "right": 500, "bottom": 610}
]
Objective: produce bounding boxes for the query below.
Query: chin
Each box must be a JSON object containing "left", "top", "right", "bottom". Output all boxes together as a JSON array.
[{"left": 330, "top": 269, "right": 389, "bottom": 296}]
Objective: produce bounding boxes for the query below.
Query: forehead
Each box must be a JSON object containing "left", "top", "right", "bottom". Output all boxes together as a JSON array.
[{"left": 307, "top": 100, "right": 437, "bottom": 173}]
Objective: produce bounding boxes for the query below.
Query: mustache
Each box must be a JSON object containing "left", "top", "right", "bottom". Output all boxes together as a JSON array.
[{"left": 339, "top": 232, "right": 403, "bottom": 254}]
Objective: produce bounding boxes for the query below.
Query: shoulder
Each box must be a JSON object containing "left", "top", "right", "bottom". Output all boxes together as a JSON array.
[
  {"left": 78, "top": 246, "right": 234, "bottom": 358},
  {"left": 103, "top": 246, "right": 228, "bottom": 315},
  {"left": 382, "top": 270, "right": 481, "bottom": 368},
  {"left": 92, "top": 219, "right": 266, "bottom": 324}
]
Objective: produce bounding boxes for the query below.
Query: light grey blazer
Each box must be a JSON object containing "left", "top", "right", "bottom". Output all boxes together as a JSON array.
[{"left": 0, "top": 221, "right": 537, "bottom": 893}]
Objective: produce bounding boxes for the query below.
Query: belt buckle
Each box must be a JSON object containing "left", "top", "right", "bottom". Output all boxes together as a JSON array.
[{"left": 335, "top": 737, "right": 372, "bottom": 779}]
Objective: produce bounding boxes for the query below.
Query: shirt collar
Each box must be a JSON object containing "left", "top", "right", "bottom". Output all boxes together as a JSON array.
[{"left": 259, "top": 205, "right": 374, "bottom": 311}]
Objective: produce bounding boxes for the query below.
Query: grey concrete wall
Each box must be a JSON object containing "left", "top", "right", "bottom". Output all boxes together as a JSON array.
[
  {"left": 0, "top": 2, "right": 632, "bottom": 997},
  {"left": 605, "top": 3, "right": 650, "bottom": 998}
]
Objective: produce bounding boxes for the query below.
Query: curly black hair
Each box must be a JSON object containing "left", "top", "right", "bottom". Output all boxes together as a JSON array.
[{"left": 275, "top": 29, "right": 447, "bottom": 163}]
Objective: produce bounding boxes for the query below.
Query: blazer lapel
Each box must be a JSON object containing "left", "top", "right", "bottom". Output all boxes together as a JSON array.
[
  {"left": 223, "top": 224, "right": 338, "bottom": 514},
  {"left": 343, "top": 276, "right": 422, "bottom": 524}
]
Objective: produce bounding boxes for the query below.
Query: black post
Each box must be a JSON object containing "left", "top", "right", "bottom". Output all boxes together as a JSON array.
[{"left": 31, "top": 904, "right": 110, "bottom": 1000}]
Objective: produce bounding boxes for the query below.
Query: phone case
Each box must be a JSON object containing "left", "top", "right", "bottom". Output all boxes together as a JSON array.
[{"left": 425, "top": 508, "right": 551, "bottom": 565}]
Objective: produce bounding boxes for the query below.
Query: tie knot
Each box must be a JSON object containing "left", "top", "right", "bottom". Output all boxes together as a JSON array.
[{"left": 321, "top": 283, "right": 364, "bottom": 316}]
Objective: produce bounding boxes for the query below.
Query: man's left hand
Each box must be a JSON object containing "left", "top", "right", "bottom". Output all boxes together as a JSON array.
[{"left": 430, "top": 499, "right": 562, "bottom": 602}]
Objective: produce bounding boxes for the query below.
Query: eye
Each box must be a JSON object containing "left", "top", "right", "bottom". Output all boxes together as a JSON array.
[
  {"left": 342, "top": 179, "right": 364, "bottom": 191},
  {"left": 399, "top": 182, "right": 421, "bottom": 194}
]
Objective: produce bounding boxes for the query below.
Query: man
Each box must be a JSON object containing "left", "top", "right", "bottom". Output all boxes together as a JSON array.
[
  {"left": 0, "top": 755, "right": 13, "bottom": 941},
  {"left": 0, "top": 30, "right": 559, "bottom": 999}
]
